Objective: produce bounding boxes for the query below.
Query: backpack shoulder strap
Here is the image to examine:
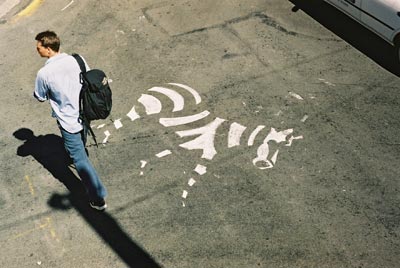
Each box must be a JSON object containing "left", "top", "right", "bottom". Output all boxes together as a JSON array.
[
  {"left": 72, "top": 54, "right": 98, "bottom": 147},
  {"left": 72, "top": 53, "right": 86, "bottom": 73}
]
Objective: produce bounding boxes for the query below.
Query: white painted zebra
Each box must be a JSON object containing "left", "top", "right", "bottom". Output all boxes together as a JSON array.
[{"left": 93, "top": 83, "right": 303, "bottom": 205}]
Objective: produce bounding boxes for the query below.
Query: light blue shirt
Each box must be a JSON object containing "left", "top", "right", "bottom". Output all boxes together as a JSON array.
[{"left": 34, "top": 53, "right": 89, "bottom": 133}]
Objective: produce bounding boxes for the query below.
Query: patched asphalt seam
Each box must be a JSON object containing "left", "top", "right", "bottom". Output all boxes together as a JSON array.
[{"left": 173, "top": 11, "right": 341, "bottom": 43}]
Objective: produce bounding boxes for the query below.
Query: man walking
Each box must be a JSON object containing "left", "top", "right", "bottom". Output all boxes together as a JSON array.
[{"left": 34, "top": 30, "right": 107, "bottom": 211}]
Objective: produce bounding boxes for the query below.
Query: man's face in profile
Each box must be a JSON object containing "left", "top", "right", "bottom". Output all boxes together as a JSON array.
[{"left": 36, "top": 41, "right": 50, "bottom": 58}]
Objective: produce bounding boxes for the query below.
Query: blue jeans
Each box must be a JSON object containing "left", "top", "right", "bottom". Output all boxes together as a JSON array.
[{"left": 60, "top": 126, "right": 107, "bottom": 201}]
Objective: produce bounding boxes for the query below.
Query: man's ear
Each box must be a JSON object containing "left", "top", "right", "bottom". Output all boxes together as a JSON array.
[{"left": 47, "top": 47, "right": 56, "bottom": 57}]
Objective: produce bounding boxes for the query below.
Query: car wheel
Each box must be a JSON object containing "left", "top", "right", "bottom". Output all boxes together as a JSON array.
[
  {"left": 395, "top": 35, "right": 400, "bottom": 64},
  {"left": 396, "top": 43, "right": 400, "bottom": 64}
]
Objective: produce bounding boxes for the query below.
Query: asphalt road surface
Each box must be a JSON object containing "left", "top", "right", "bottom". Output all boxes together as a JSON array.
[{"left": 1, "top": 0, "right": 400, "bottom": 267}]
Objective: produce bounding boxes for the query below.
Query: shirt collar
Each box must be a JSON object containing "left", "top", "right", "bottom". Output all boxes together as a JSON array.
[{"left": 45, "top": 52, "right": 68, "bottom": 65}]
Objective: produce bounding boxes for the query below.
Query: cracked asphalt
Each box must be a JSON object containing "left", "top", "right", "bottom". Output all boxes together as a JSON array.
[{"left": 1, "top": 0, "right": 400, "bottom": 267}]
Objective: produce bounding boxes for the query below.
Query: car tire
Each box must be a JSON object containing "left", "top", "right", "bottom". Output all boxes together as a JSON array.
[
  {"left": 394, "top": 35, "right": 400, "bottom": 64},
  {"left": 396, "top": 43, "right": 400, "bottom": 64}
]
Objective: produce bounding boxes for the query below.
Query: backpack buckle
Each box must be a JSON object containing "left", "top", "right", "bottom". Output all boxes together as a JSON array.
[{"left": 79, "top": 72, "right": 84, "bottom": 84}]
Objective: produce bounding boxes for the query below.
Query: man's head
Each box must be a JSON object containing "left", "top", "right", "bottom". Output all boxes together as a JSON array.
[
  {"left": 13, "top": 128, "right": 35, "bottom": 141},
  {"left": 35, "top": 30, "right": 60, "bottom": 58}
]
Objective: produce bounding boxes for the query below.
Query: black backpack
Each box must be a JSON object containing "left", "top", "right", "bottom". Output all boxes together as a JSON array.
[{"left": 72, "top": 53, "right": 112, "bottom": 146}]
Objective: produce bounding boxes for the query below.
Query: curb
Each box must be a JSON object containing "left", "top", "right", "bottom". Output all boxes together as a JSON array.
[
  {"left": 0, "top": 0, "right": 44, "bottom": 23},
  {"left": 15, "top": 0, "right": 44, "bottom": 18}
]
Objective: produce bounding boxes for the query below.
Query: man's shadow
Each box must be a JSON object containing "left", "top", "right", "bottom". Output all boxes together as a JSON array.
[
  {"left": 13, "top": 128, "right": 85, "bottom": 195},
  {"left": 14, "top": 128, "right": 161, "bottom": 268}
]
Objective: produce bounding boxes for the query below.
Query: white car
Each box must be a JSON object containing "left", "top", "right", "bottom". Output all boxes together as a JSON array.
[{"left": 323, "top": 0, "right": 400, "bottom": 60}]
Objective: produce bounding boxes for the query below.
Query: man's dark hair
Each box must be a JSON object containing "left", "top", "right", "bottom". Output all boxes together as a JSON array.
[{"left": 35, "top": 30, "right": 60, "bottom": 52}]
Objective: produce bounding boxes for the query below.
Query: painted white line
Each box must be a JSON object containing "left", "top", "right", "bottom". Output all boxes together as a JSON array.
[
  {"left": 102, "top": 130, "right": 111, "bottom": 144},
  {"left": 159, "top": 110, "right": 210, "bottom": 127},
  {"left": 188, "top": 178, "right": 196, "bottom": 186},
  {"left": 252, "top": 142, "right": 273, "bottom": 169},
  {"left": 126, "top": 106, "right": 140, "bottom": 121},
  {"left": 318, "top": 78, "right": 336, "bottom": 87},
  {"left": 248, "top": 125, "right": 265, "bottom": 146},
  {"left": 156, "top": 150, "right": 172, "bottom": 158},
  {"left": 182, "top": 190, "right": 188, "bottom": 199},
  {"left": 168, "top": 83, "right": 201, "bottom": 104},
  {"left": 286, "top": 135, "right": 303, "bottom": 147},
  {"left": 138, "top": 94, "right": 162, "bottom": 115},
  {"left": 176, "top": 118, "right": 225, "bottom": 160},
  {"left": 194, "top": 164, "right": 207, "bottom": 175},
  {"left": 288, "top": 92, "right": 304, "bottom": 100},
  {"left": 114, "top": 118, "right": 123, "bottom": 129},
  {"left": 301, "top": 115, "right": 309, "bottom": 122},
  {"left": 97, "top": 124, "right": 106, "bottom": 129},
  {"left": 252, "top": 128, "right": 293, "bottom": 170},
  {"left": 228, "top": 122, "right": 247, "bottom": 148},
  {"left": 270, "top": 149, "right": 279, "bottom": 165},
  {"left": 140, "top": 160, "right": 147, "bottom": 168},
  {"left": 61, "top": 0, "right": 74, "bottom": 11},
  {"left": 148, "top": 86, "right": 184, "bottom": 112},
  {"left": 264, "top": 128, "right": 293, "bottom": 143}
]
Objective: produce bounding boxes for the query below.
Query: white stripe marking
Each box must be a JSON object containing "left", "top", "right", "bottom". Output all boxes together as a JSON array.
[
  {"left": 168, "top": 83, "right": 201, "bottom": 104},
  {"left": 102, "top": 130, "right": 111, "bottom": 144},
  {"left": 148, "top": 86, "right": 184, "bottom": 112},
  {"left": 252, "top": 128, "right": 293, "bottom": 169},
  {"left": 265, "top": 128, "right": 293, "bottom": 143},
  {"left": 286, "top": 135, "right": 303, "bottom": 147},
  {"left": 156, "top": 150, "right": 172, "bottom": 158},
  {"left": 140, "top": 160, "right": 147, "bottom": 168},
  {"left": 194, "top": 164, "right": 207, "bottom": 175},
  {"left": 271, "top": 149, "right": 279, "bottom": 164},
  {"left": 247, "top": 125, "right": 265, "bottom": 146},
  {"left": 61, "top": 0, "right": 74, "bottom": 11},
  {"left": 176, "top": 118, "right": 225, "bottom": 160},
  {"left": 159, "top": 110, "right": 210, "bottom": 127},
  {"left": 188, "top": 178, "right": 196, "bottom": 186},
  {"left": 126, "top": 106, "right": 141, "bottom": 121},
  {"left": 288, "top": 92, "right": 304, "bottom": 100},
  {"left": 138, "top": 94, "right": 162, "bottom": 115},
  {"left": 228, "top": 122, "right": 247, "bottom": 148},
  {"left": 114, "top": 119, "right": 123, "bottom": 129}
]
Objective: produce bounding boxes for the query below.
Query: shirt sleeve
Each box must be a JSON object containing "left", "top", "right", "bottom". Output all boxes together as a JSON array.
[{"left": 34, "top": 71, "right": 48, "bottom": 102}]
